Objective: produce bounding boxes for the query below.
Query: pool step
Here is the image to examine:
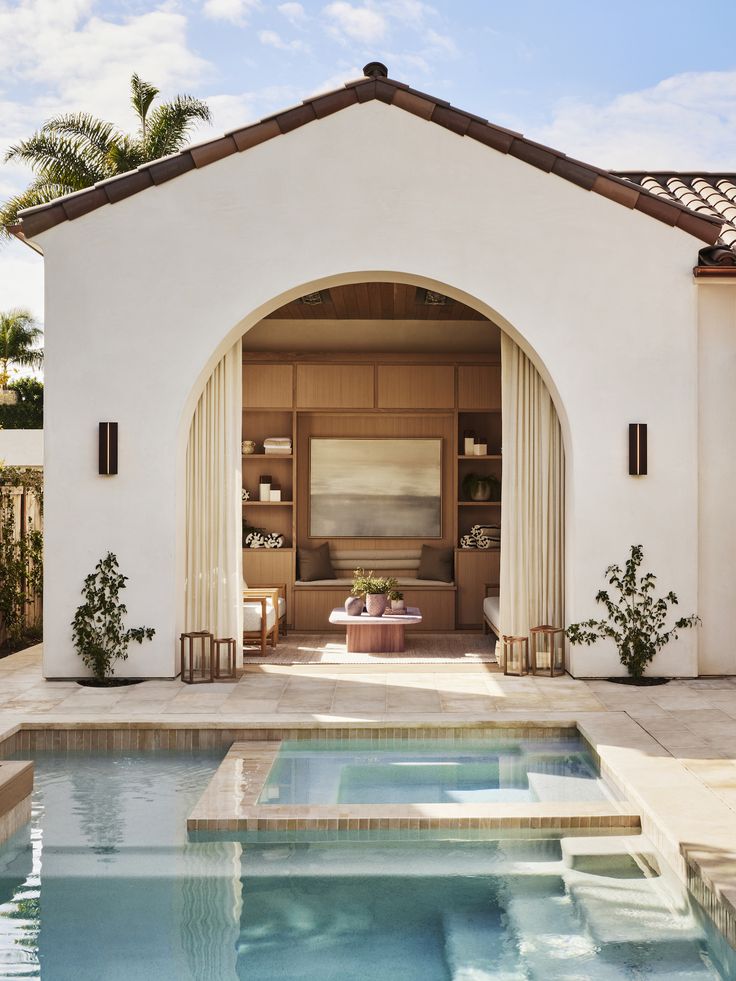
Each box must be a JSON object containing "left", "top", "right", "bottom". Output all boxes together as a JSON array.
[{"left": 561, "top": 834, "right": 659, "bottom": 876}]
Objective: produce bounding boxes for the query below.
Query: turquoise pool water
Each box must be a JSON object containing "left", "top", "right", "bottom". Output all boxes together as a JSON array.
[
  {"left": 257, "top": 737, "right": 612, "bottom": 805},
  {"left": 0, "top": 749, "right": 733, "bottom": 980}
]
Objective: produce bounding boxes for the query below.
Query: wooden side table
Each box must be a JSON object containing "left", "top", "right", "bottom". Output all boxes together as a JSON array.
[
  {"left": 180, "top": 631, "right": 214, "bottom": 684},
  {"left": 530, "top": 625, "right": 566, "bottom": 677},
  {"left": 328, "top": 607, "right": 422, "bottom": 653},
  {"left": 502, "top": 635, "right": 529, "bottom": 676},
  {"left": 213, "top": 638, "right": 237, "bottom": 679}
]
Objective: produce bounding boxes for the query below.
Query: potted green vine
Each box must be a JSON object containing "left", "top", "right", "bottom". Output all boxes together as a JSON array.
[
  {"left": 566, "top": 544, "right": 700, "bottom": 685},
  {"left": 71, "top": 552, "right": 155, "bottom": 686},
  {"left": 351, "top": 569, "right": 398, "bottom": 617},
  {"left": 461, "top": 472, "right": 501, "bottom": 502}
]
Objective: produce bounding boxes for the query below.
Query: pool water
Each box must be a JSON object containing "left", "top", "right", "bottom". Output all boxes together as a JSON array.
[
  {"left": 0, "top": 749, "right": 733, "bottom": 980},
  {"left": 257, "top": 737, "right": 613, "bottom": 805}
]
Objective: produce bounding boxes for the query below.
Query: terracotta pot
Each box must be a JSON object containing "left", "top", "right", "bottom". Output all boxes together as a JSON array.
[
  {"left": 365, "top": 592, "right": 387, "bottom": 617},
  {"left": 344, "top": 596, "right": 364, "bottom": 616}
]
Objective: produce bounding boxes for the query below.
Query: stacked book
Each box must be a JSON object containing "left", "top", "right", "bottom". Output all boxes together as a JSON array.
[
  {"left": 264, "top": 437, "right": 292, "bottom": 455},
  {"left": 459, "top": 524, "right": 501, "bottom": 549}
]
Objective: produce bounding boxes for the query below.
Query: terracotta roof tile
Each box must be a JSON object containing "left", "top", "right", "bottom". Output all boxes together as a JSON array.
[
  {"left": 431, "top": 105, "right": 471, "bottom": 137},
  {"left": 100, "top": 169, "right": 154, "bottom": 204},
  {"left": 61, "top": 187, "right": 109, "bottom": 220},
  {"left": 616, "top": 172, "right": 736, "bottom": 257},
  {"left": 12, "top": 71, "right": 725, "bottom": 262},
  {"left": 148, "top": 153, "right": 195, "bottom": 185},
  {"left": 310, "top": 88, "right": 358, "bottom": 119},
  {"left": 190, "top": 135, "right": 238, "bottom": 168},
  {"left": 230, "top": 119, "right": 281, "bottom": 152},
  {"left": 392, "top": 89, "right": 434, "bottom": 120}
]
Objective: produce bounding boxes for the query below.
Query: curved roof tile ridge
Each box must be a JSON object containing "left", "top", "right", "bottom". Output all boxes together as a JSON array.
[{"left": 10, "top": 73, "right": 723, "bottom": 255}]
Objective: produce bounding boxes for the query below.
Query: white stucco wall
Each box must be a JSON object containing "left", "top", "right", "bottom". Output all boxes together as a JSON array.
[
  {"left": 36, "top": 99, "right": 706, "bottom": 678},
  {"left": 0, "top": 429, "right": 43, "bottom": 467},
  {"left": 698, "top": 282, "right": 736, "bottom": 675}
]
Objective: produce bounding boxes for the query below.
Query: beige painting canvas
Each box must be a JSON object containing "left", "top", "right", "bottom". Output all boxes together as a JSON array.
[{"left": 309, "top": 438, "right": 442, "bottom": 538}]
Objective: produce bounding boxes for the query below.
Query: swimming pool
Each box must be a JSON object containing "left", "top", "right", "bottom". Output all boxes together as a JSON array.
[
  {"left": 257, "top": 736, "right": 613, "bottom": 805},
  {"left": 0, "top": 749, "right": 733, "bottom": 980}
]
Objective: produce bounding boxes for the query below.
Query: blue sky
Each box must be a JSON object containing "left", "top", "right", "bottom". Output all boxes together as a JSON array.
[{"left": 1, "top": 0, "right": 736, "bottom": 329}]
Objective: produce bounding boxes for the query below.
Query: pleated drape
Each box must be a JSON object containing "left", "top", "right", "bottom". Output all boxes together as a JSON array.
[
  {"left": 185, "top": 341, "right": 242, "bottom": 653},
  {"left": 500, "top": 333, "right": 565, "bottom": 638}
]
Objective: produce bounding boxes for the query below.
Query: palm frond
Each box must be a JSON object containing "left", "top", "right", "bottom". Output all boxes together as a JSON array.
[
  {"left": 5, "top": 131, "right": 109, "bottom": 188},
  {"left": 42, "top": 113, "right": 120, "bottom": 167},
  {"left": 0, "top": 311, "right": 43, "bottom": 370},
  {"left": 143, "top": 95, "right": 212, "bottom": 160},
  {"left": 107, "top": 137, "right": 148, "bottom": 175},
  {"left": 131, "top": 74, "right": 159, "bottom": 137},
  {"left": 0, "top": 178, "right": 74, "bottom": 239}
]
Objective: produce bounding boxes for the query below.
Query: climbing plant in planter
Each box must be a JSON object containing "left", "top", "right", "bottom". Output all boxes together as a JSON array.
[
  {"left": 566, "top": 544, "right": 700, "bottom": 682},
  {"left": 71, "top": 552, "right": 155, "bottom": 685},
  {"left": 0, "top": 464, "right": 43, "bottom": 650}
]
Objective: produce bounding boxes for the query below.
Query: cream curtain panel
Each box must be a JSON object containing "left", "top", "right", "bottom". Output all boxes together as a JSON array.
[
  {"left": 500, "top": 333, "right": 565, "bottom": 639},
  {"left": 185, "top": 340, "right": 243, "bottom": 651}
]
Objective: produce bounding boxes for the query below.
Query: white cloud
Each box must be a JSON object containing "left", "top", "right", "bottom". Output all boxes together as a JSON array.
[
  {"left": 203, "top": 85, "right": 302, "bottom": 134},
  {"left": 258, "top": 29, "right": 308, "bottom": 53},
  {"left": 202, "top": 0, "right": 261, "bottom": 26},
  {"left": 423, "top": 27, "right": 457, "bottom": 57},
  {"left": 278, "top": 2, "right": 307, "bottom": 25},
  {"left": 535, "top": 70, "right": 736, "bottom": 171},
  {"left": 324, "top": 2, "right": 386, "bottom": 43}
]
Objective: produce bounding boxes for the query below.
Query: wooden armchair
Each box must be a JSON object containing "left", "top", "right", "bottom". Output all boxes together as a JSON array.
[{"left": 243, "top": 584, "right": 287, "bottom": 655}]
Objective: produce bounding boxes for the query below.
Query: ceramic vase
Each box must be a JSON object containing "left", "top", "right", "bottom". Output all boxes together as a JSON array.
[
  {"left": 365, "top": 593, "right": 388, "bottom": 617},
  {"left": 344, "top": 596, "right": 364, "bottom": 617},
  {"left": 391, "top": 599, "right": 406, "bottom": 612}
]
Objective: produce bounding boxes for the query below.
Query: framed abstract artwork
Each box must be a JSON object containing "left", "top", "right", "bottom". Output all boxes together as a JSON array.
[{"left": 309, "top": 437, "right": 442, "bottom": 538}]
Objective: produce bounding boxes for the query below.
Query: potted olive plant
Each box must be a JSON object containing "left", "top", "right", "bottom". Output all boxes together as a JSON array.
[
  {"left": 351, "top": 569, "right": 398, "bottom": 617},
  {"left": 566, "top": 544, "right": 700, "bottom": 684}
]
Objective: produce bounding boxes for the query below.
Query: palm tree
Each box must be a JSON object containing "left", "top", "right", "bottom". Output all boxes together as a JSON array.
[
  {"left": 1, "top": 74, "right": 211, "bottom": 236},
  {"left": 0, "top": 309, "right": 43, "bottom": 389}
]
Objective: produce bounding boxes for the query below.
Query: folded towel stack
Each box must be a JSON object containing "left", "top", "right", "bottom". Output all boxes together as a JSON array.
[
  {"left": 459, "top": 524, "right": 501, "bottom": 550},
  {"left": 264, "top": 437, "right": 292, "bottom": 455}
]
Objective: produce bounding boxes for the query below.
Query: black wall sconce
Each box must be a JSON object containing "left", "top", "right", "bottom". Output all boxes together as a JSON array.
[
  {"left": 99, "top": 422, "right": 118, "bottom": 475},
  {"left": 629, "top": 423, "right": 647, "bottom": 476}
]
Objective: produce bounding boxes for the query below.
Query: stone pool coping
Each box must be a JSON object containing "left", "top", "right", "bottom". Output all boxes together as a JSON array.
[
  {"left": 0, "top": 761, "right": 33, "bottom": 847},
  {"left": 186, "top": 740, "right": 639, "bottom": 833},
  {"left": 1, "top": 712, "right": 736, "bottom": 949}
]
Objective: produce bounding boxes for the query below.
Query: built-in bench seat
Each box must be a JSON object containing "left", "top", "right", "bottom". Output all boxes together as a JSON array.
[{"left": 294, "top": 549, "right": 456, "bottom": 631}]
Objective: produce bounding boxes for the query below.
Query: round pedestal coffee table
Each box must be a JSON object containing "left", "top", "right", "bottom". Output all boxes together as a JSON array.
[{"left": 328, "top": 607, "right": 423, "bottom": 653}]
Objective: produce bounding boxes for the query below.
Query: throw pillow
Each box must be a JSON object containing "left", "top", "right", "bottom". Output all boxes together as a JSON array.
[
  {"left": 298, "top": 542, "right": 336, "bottom": 582},
  {"left": 417, "top": 545, "right": 453, "bottom": 583}
]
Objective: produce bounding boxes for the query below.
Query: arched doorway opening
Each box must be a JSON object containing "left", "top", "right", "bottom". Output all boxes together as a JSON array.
[{"left": 180, "top": 272, "right": 569, "bottom": 666}]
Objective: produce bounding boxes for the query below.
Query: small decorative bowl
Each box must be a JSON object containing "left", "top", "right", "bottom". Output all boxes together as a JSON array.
[{"left": 241, "top": 440, "right": 256, "bottom": 455}]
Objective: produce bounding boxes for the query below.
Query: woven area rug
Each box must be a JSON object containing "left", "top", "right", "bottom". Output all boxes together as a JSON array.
[{"left": 243, "top": 633, "right": 498, "bottom": 665}]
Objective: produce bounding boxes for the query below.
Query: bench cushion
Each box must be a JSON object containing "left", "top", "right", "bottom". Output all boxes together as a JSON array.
[
  {"left": 483, "top": 595, "right": 500, "bottom": 633},
  {"left": 243, "top": 597, "right": 286, "bottom": 632}
]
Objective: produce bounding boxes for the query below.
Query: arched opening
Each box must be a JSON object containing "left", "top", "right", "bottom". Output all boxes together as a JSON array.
[{"left": 179, "top": 271, "right": 569, "bottom": 668}]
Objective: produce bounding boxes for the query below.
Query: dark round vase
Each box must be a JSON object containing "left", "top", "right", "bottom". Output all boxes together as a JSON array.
[{"left": 344, "top": 596, "right": 364, "bottom": 616}]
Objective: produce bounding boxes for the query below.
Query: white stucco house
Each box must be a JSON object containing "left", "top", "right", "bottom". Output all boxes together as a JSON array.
[{"left": 11, "top": 63, "right": 736, "bottom": 681}]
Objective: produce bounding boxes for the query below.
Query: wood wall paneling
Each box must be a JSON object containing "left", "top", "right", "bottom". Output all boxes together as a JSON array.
[
  {"left": 377, "top": 365, "right": 455, "bottom": 409},
  {"left": 458, "top": 365, "right": 501, "bottom": 410},
  {"left": 243, "top": 364, "right": 293, "bottom": 408},
  {"left": 296, "top": 364, "right": 375, "bottom": 408},
  {"left": 455, "top": 548, "right": 500, "bottom": 627}
]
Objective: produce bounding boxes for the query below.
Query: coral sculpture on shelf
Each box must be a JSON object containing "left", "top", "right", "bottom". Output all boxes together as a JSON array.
[
  {"left": 459, "top": 524, "right": 500, "bottom": 550},
  {"left": 242, "top": 520, "right": 284, "bottom": 549}
]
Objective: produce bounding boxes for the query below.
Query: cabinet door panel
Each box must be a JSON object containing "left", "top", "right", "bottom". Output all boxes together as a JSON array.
[
  {"left": 458, "top": 366, "right": 501, "bottom": 410},
  {"left": 377, "top": 365, "right": 455, "bottom": 408},
  {"left": 243, "top": 364, "right": 293, "bottom": 408},
  {"left": 296, "top": 365, "right": 374, "bottom": 408}
]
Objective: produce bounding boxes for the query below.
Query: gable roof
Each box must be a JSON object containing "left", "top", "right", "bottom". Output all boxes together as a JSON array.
[{"left": 11, "top": 66, "right": 725, "bottom": 257}]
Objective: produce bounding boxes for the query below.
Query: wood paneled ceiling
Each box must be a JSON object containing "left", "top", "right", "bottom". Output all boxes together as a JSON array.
[{"left": 265, "top": 283, "right": 488, "bottom": 320}]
